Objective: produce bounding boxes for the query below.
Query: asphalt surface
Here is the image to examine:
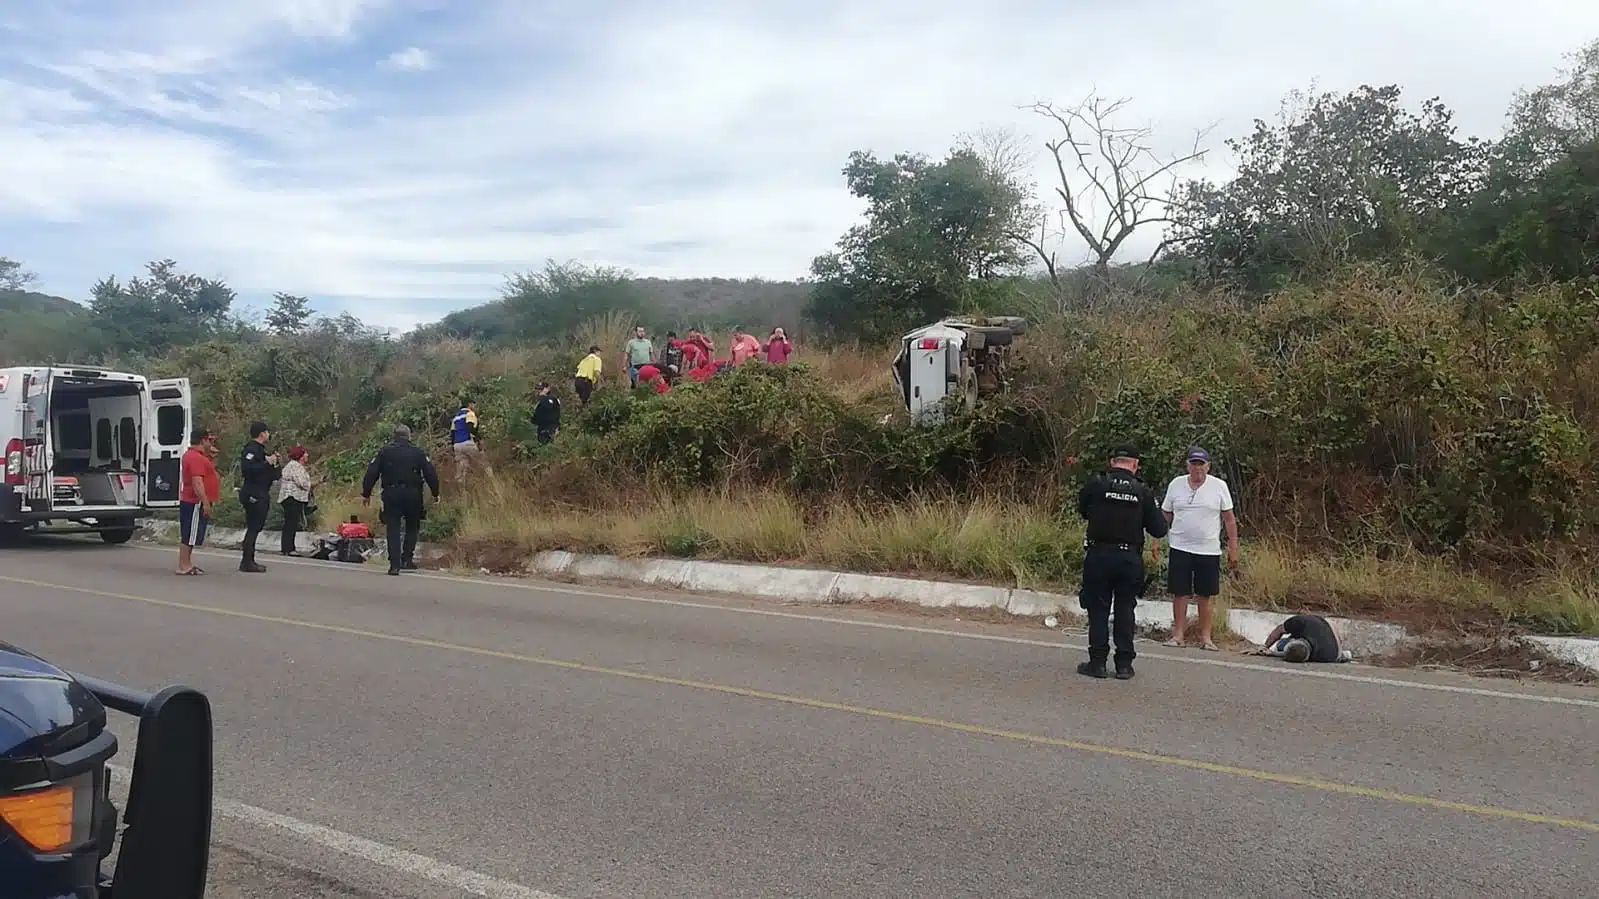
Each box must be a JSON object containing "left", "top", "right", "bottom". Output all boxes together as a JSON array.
[{"left": 2, "top": 537, "right": 1595, "bottom": 898}]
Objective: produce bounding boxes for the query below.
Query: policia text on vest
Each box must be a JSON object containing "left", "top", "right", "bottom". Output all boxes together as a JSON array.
[
  {"left": 361, "top": 425, "right": 441, "bottom": 576},
  {"left": 1075, "top": 444, "right": 1170, "bottom": 681}
]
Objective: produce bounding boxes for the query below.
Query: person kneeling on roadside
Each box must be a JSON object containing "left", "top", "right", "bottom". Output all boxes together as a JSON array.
[{"left": 1253, "top": 613, "right": 1353, "bottom": 663}]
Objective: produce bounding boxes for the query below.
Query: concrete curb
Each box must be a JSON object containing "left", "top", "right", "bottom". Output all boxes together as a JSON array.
[
  {"left": 134, "top": 520, "right": 1599, "bottom": 674},
  {"left": 525, "top": 551, "right": 1420, "bottom": 660},
  {"left": 140, "top": 519, "right": 326, "bottom": 555}
]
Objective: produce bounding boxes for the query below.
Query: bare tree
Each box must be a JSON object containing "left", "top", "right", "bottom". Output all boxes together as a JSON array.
[
  {"left": 956, "top": 125, "right": 1034, "bottom": 187},
  {"left": 1022, "top": 93, "right": 1209, "bottom": 299}
]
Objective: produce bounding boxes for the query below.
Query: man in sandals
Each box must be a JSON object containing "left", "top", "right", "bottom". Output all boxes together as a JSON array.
[
  {"left": 1157, "top": 447, "right": 1238, "bottom": 651},
  {"left": 176, "top": 427, "right": 221, "bottom": 575}
]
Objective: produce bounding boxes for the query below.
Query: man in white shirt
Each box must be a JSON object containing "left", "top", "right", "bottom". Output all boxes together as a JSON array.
[{"left": 1155, "top": 447, "right": 1239, "bottom": 651}]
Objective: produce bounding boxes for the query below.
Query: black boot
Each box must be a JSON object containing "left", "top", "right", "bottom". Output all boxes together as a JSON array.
[
  {"left": 1077, "top": 659, "right": 1109, "bottom": 679},
  {"left": 1115, "top": 661, "right": 1135, "bottom": 680}
]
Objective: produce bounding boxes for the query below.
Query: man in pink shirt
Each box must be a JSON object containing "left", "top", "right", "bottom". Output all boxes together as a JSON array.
[{"left": 729, "top": 327, "right": 762, "bottom": 364}]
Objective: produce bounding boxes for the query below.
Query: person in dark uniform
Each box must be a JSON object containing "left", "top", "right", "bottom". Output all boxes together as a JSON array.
[
  {"left": 360, "top": 424, "right": 440, "bottom": 575},
  {"left": 531, "top": 382, "right": 561, "bottom": 444},
  {"left": 1076, "top": 444, "right": 1170, "bottom": 680},
  {"left": 238, "top": 420, "right": 281, "bottom": 573}
]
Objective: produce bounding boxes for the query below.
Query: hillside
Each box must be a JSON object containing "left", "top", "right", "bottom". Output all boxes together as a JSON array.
[
  {"left": 0, "top": 288, "right": 84, "bottom": 318},
  {"left": 0, "top": 289, "right": 89, "bottom": 366},
  {"left": 425, "top": 276, "right": 813, "bottom": 343}
]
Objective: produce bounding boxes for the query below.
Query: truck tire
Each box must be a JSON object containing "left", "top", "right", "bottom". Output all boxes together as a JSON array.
[{"left": 100, "top": 527, "right": 136, "bottom": 545}]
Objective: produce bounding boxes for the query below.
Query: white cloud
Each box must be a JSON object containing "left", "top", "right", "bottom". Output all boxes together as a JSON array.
[
  {"left": 379, "top": 46, "right": 432, "bottom": 72},
  {"left": 0, "top": 0, "right": 1595, "bottom": 330}
]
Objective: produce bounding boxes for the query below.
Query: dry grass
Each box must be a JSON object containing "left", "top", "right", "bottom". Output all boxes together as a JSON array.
[
  {"left": 803, "top": 345, "right": 897, "bottom": 407},
  {"left": 1231, "top": 539, "right": 1599, "bottom": 635},
  {"left": 427, "top": 481, "right": 1599, "bottom": 637},
  {"left": 451, "top": 480, "right": 1080, "bottom": 587}
]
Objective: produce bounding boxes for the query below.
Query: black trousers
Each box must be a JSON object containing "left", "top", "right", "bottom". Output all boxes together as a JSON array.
[
  {"left": 381, "top": 487, "right": 423, "bottom": 568},
  {"left": 536, "top": 427, "right": 557, "bottom": 444},
  {"left": 239, "top": 489, "right": 270, "bottom": 565},
  {"left": 573, "top": 377, "right": 594, "bottom": 406},
  {"left": 280, "top": 498, "right": 306, "bottom": 554},
  {"left": 1080, "top": 547, "right": 1144, "bottom": 664}
]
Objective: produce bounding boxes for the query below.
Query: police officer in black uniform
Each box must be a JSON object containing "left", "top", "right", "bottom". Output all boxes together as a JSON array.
[
  {"left": 361, "top": 424, "right": 440, "bottom": 575},
  {"left": 1076, "top": 444, "right": 1169, "bottom": 680},
  {"left": 238, "top": 420, "right": 281, "bottom": 573}
]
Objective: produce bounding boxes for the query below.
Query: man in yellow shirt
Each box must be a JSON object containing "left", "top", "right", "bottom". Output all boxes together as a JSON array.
[{"left": 574, "top": 345, "right": 603, "bottom": 406}]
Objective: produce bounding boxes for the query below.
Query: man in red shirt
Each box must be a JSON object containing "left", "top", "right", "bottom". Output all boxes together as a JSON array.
[{"left": 177, "top": 427, "right": 221, "bottom": 575}]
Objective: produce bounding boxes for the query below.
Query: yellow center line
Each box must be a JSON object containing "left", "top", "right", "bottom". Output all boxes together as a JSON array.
[{"left": 5, "top": 572, "right": 1595, "bottom": 835}]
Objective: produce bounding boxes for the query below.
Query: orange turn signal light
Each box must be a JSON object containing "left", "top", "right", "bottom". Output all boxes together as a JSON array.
[{"left": 0, "top": 783, "right": 75, "bottom": 853}]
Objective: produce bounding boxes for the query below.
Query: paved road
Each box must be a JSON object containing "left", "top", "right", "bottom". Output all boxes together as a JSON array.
[{"left": 2, "top": 537, "right": 1595, "bottom": 898}]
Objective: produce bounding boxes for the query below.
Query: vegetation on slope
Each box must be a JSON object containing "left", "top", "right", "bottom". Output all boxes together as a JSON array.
[{"left": 5, "top": 41, "right": 1599, "bottom": 636}]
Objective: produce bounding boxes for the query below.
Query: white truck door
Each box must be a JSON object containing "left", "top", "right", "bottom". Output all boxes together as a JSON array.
[
  {"left": 908, "top": 337, "right": 948, "bottom": 425},
  {"left": 143, "top": 378, "right": 191, "bottom": 507}
]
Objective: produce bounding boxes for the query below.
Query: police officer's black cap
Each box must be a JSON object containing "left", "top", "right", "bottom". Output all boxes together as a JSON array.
[{"left": 1109, "top": 444, "right": 1142, "bottom": 461}]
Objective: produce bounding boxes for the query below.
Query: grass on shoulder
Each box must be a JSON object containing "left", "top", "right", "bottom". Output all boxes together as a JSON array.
[
  {"left": 321, "top": 478, "right": 1599, "bottom": 638},
  {"left": 455, "top": 479, "right": 1083, "bottom": 588}
]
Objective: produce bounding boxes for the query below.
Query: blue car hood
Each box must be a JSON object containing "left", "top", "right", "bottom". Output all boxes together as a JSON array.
[{"left": 0, "top": 641, "right": 105, "bottom": 760}]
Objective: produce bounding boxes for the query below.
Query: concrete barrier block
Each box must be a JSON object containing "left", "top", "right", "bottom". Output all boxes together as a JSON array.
[
  {"left": 636, "top": 558, "right": 696, "bottom": 588},
  {"left": 826, "top": 572, "right": 1008, "bottom": 610},
  {"left": 680, "top": 561, "right": 840, "bottom": 602},
  {"left": 1006, "top": 589, "right": 1073, "bottom": 618},
  {"left": 1325, "top": 616, "right": 1410, "bottom": 657},
  {"left": 529, "top": 551, "right": 574, "bottom": 574},
  {"left": 1523, "top": 635, "right": 1599, "bottom": 674},
  {"left": 1225, "top": 609, "right": 1284, "bottom": 646},
  {"left": 829, "top": 573, "right": 922, "bottom": 603},
  {"left": 565, "top": 553, "right": 658, "bottom": 583},
  {"left": 1137, "top": 600, "right": 1177, "bottom": 633}
]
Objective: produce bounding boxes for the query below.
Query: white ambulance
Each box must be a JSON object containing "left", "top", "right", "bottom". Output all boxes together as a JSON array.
[{"left": 1, "top": 365, "right": 192, "bottom": 543}]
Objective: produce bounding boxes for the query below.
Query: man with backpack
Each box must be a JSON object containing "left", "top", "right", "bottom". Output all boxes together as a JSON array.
[
  {"left": 450, "top": 400, "right": 492, "bottom": 485},
  {"left": 660, "top": 331, "right": 687, "bottom": 383}
]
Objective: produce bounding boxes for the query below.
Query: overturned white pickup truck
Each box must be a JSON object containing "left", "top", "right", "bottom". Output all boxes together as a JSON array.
[
  {"left": 892, "top": 316, "right": 1028, "bottom": 425},
  {"left": 1, "top": 365, "right": 192, "bottom": 543}
]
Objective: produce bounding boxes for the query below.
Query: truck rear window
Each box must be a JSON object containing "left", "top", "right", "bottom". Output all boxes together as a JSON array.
[{"left": 156, "top": 405, "right": 185, "bottom": 446}]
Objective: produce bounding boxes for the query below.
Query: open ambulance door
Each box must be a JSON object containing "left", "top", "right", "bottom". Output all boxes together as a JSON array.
[{"left": 143, "top": 378, "right": 191, "bottom": 508}]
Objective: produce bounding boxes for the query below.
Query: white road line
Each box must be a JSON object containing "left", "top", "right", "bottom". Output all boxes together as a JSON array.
[
  {"left": 130, "top": 544, "right": 1599, "bottom": 709},
  {"left": 106, "top": 765, "right": 566, "bottom": 899}
]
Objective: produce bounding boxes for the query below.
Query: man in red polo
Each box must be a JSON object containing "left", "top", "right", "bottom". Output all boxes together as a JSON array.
[{"left": 177, "top": 427, "right": 221, "bottom": 575}]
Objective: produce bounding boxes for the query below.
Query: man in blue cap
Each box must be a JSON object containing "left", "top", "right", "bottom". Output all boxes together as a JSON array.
[
  {"left": 1157, "top": 446, "right": 1239, "bottom": 651},
  {"left": 1076, "top": 443, "right": 1170, "bottom": 680}
]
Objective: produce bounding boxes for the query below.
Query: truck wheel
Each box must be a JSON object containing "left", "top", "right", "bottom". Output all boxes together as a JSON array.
[{"left": 100, "top": 527, "right": 136, "bottom": 545}]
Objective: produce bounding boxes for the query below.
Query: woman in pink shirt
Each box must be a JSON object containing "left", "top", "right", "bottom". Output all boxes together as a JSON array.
[{"left": 765, "top": 327, "right": 793, "bottom": 364}]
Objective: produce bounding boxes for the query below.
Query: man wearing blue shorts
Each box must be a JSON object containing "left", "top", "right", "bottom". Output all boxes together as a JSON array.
[{"left": 176, "top": 428, "right": 220, "bottom": 575}]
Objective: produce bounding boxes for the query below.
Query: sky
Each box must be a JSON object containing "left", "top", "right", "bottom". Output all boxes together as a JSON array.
[{"left": 0, "top": 1, "right": 1594, "bottom": 332}]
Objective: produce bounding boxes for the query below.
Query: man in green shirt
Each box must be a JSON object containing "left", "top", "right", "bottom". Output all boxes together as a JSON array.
[{"left": 623, "top": 327, "right": 655, "bottom": 387}]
